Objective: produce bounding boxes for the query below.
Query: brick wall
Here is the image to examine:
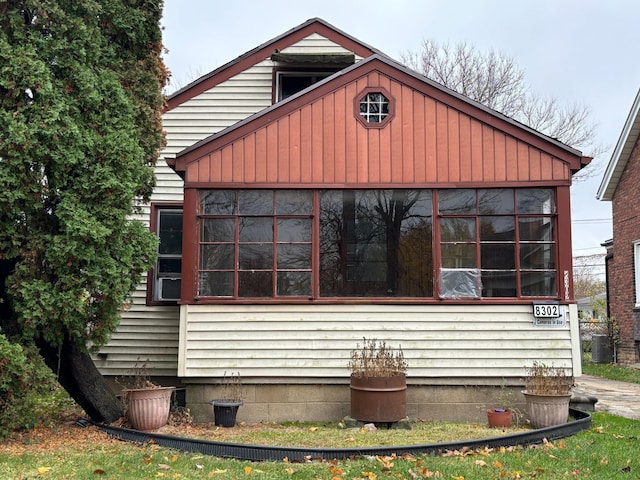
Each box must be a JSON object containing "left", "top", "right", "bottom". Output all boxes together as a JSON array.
[{"left": 610, "top": 139, "right": 640, "bottom": 364}]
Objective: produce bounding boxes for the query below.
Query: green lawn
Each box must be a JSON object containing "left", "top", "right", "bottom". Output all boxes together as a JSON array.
[
  {"left": 2, "top": 358, "right": 639, "bottom": 479},
  {"left": 1, "top": 413, "right": 638, "bottom": 479},
  {"left": 582, "top": 360, "right": 640, "bottom": 384}
]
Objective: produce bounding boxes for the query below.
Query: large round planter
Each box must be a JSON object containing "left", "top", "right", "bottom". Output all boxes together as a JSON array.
[
  {"left": 522, "top": 391, "right": 571, "bottom": 429},
  {"left": 210, "top": 400, "right": 243, "bottom": 427},
  {"left": 487, "top": 408, "right": 513, "bottom": 428},
  {"left": 350, "top": 374, "right": 407, "bottom": 423},
  {"left": 124, "top": 387, "right": 174, "bottom": 431}
]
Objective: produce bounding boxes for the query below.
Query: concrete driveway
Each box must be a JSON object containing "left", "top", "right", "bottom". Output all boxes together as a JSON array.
[{"left": 573, "top": 375, "right": 640, "bottom": 420}]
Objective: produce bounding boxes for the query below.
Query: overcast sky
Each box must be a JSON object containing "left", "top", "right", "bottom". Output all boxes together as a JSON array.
[{"left": 161, "top": 0, "right": 640, "bottom": 260}]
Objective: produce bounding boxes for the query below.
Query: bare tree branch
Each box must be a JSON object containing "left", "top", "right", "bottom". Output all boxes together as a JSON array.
[{"left": 400, "top": 40, "right": 605, "bottom": 181}]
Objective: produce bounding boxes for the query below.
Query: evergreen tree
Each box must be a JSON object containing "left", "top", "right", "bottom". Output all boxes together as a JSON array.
[{"left": 0, "top": 0, "right": 167, "bottom": 422}]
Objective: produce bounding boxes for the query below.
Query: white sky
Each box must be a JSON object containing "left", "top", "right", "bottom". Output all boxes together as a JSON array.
[{"left": 161, "top": 0, "right": 640, "bottom": 259}]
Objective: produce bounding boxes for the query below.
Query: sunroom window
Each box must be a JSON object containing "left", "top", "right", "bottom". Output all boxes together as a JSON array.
[
  {"left": 438, "top": 188, "right": 556, "bottom": 298},
  {"left": 319, "top": 190, "right": 433, "bottom": 297},
  {"left": 195, "top": 188, "right": 557, "bottom": 300},
  {"left": 199, "top": 190, "right": 313, "bottom": 297}
]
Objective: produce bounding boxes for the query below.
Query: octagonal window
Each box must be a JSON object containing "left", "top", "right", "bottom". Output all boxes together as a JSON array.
[{"left": 359, "top": 92, "right": 390, "bottom": 123}]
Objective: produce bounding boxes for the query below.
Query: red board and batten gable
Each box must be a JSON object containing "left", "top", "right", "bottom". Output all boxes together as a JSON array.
[{"left": 171, "top": 55, "right": 589, "bottom": 188}]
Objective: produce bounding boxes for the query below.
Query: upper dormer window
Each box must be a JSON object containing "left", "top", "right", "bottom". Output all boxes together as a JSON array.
[
  {"left": 276, "top": 71, "right": 332, "bottom": 101},
  {"left": 271, "top": 52, "right": 355, "bottom": 102}
]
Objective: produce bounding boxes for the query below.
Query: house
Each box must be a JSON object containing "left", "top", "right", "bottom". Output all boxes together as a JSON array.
[
  {"left": 95, "top": 18, "right": 591, "bottom": 422},
  {"left": 597, "top": 87, "right": 640, "bottom": 365}
]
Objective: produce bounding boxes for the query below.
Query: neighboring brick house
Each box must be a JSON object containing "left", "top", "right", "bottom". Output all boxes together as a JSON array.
[
  {"left": 95, "top": 19, "right": 591, "bottom": 422},
  {"left": 597, "top": 88, "right": 640, "bottom": 364}
]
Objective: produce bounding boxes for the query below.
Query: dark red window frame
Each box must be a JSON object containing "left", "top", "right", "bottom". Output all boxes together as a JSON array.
[{"left": 191, "top": 188, "right": 561, "bottom": 304}]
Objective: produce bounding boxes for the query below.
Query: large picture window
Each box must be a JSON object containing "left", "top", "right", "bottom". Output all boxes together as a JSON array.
[
  {"left": 319, "top": 190, "right": 433, "bottom": 297},
  {"left": 196, "top": 188, "right": 557, "bottom": 300}
]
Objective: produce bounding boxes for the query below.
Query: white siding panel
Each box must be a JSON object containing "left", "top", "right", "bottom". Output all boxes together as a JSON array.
[
  {"left": 280, "top": 33, "right": 360, "bottom": 56},
  {"left": 178, "top": 304, "right": 578, "bottom": 379}
]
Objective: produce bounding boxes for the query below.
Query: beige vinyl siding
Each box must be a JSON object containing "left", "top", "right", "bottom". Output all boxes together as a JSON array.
[
  {"left": 161, "top": 62, "right": 274, "bottom": 157},
  {"left": 96, "top": 33, "right": 362, "bottom": 377},
  {"left": 178, "top": 304, "right": 580, "bottom": 380},
  {"left": 281, "top": 32, "right": 362, "bottom": 55}
]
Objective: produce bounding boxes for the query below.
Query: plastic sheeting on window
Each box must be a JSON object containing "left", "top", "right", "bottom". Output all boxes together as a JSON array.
[{"left": 439, "top": 268, "right": 482, "bottom": 299}]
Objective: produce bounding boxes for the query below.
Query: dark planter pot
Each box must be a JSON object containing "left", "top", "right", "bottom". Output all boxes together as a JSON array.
[
  {"left": 522, "top": 391, "right": 571, "bottom": 429},
  {"left": 487, "top": 408, "right": 513, "bottom": 428},
  {"left": 350, "top": 374, "right": 407, "bottom": 423},
  {"left": 210, "top": 400, "right": 243, "bottom": 427},
  {"left": 124, "top": 386, "right": 175, "bottom": 431}
]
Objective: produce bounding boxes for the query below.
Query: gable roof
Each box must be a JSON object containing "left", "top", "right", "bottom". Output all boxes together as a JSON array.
[
  {"left": 597, "top": 87, "right": 640, "bottom": 201},
  {"left": 170, "top": 53, "right": 589, "bottom": 178},
  {"left": 165, "top": 18, "right": 382, "bottom": 111}
]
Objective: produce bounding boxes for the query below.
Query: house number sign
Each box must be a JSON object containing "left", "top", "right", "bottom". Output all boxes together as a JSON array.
[{"left": 532, "top": 302, "right": 566, "bottom": 327}]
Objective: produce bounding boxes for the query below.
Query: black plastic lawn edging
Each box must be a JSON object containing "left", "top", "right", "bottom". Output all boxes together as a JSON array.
[{"left": 84, "top": 409, "right": 591, "bottom": 462}]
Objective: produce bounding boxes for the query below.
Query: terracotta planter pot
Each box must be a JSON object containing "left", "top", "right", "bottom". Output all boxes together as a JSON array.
[
  {"left": 522, "top": 391, "right": 571, "bottom": 429},
  {"left": 124, "top": 387, "right": 174, "bottom": 431},
  {"left": 350, "top": 374, "right": 407, "bottom": 423},
  {"left": 487, "top": 408, "right": 513, "bottom": 428}
]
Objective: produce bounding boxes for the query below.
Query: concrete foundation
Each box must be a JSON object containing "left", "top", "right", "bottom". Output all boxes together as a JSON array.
[{"left": 185, "top": 382, "right": 526, "bottom": 425}]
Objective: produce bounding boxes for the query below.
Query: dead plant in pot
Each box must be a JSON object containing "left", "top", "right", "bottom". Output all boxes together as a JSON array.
[
  {"left": 348, "top": 338, "right": 408, "bottom": 424},
  {"left": 117, "top": 359, "right": 175, "bottom": 431},
  {"left": 522, "top": 361, "right": 573, "bottom": 429},
  {"left": 209, "top": 371, "right": 244, "bottom": 427}
]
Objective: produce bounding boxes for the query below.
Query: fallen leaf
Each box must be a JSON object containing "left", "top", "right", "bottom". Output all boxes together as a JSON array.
[
  {"left": 244, "top": 466, "right": 252, "bottom": 475},
  {"left": 309, "top": 426, "right": 318, "bottom": 432},
  {"left": 37, "top": 467, "right": 52, "bottom": 474},
  {"left": 158, "top": 464, "right": 171, "bottom": 470},
  {"left": 93, "top": 469, "right": 106, "bottom": 475},
  {"left": 475, "top": 460, "right": 487, "bottom": 467},
  {"left": 329, "top": 465, "right": 344, "bottom": 475}
]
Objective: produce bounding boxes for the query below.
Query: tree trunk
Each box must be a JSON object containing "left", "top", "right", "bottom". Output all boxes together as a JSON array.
[{"left": 37, "top": 337, "right": 123, "bottom": 423}]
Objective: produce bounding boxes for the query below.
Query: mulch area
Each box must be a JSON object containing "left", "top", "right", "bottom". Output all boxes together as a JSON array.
[{"left": 0, "top": 411, "right": 277, "bottom": 456}]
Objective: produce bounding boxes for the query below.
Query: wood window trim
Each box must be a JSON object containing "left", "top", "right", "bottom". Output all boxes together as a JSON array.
[
  {"left": 353, "top": 86, "right": 395, "bottom": 128},
  {"left": 189, "top": 188, "right": 563, "bottom": 304}
]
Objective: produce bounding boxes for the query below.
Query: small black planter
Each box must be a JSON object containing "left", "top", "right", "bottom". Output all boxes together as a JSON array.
[{"left": 210, "top": 400, "right": 242, "bottom": 427}]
